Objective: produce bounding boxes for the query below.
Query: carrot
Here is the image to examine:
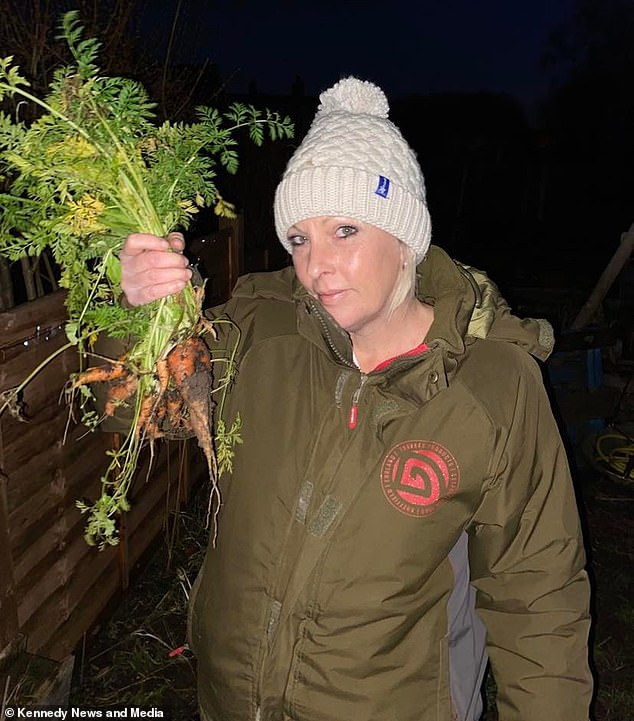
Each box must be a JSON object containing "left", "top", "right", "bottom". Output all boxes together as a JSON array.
[
  {"left": 135, "top": 392, "right": 157, "bottom": 439},
  {"left": 131, "top": 358, "right": 171, "bottom": 439},
  {"left": 156, "top": 357, "right": 170, "bottom": 397},
  {"left": 166, "top": 388, "right": 184, "bottom": 425},
  {"left": 166, "top": 336, "right": 211, "bottom": 385},
  {"left": 166, "top": 388, "right": 184, "bottom": 419},
  {"left": 104, "top": 373, "right": 138, "bottom": 417},
  {"left": 155, "top": 394, "right": 167, "bottom": 423},
  {"left": 157, "top": 388, "right": 188, "bottom": 437},
  {"left": 144, "top": 395, "right": 166, "bottom": 440},
  {"left": 72, "top": 361, "right": 127, "bottom": 389},
  {"left": 166, "top": 337, "right": 213, "bottom": 388},
  {"left": 166, "top": 336, "right": 215, "bottom": 475}
]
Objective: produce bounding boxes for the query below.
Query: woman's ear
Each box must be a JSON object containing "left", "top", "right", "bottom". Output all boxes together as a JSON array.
[{"left": 399, "top": 242, "right": 415, "bottom": 270}]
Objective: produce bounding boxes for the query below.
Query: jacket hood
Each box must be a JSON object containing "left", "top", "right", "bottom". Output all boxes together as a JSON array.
[{"left": 419, "top": 246, "right": 554, "bottom": 362}]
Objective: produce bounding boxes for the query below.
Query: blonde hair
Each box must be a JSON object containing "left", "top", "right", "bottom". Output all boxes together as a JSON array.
[{"left": 387, "top": 245, "right": 418, "bottom": 318}]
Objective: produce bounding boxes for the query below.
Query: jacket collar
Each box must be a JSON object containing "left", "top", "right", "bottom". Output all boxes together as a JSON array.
[
  {"left": 232, "top": 247, "right": 554, "bottom": 395},
  {"left": 292, "top": 245, "right": 554, "bottom": 406}
]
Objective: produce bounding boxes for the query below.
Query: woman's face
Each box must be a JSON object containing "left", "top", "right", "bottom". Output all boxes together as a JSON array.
[{"left": 289, "top": 216, "right": 405, "bottom": 338}]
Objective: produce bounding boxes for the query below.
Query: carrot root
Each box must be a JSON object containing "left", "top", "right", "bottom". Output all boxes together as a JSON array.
[
  {"left": 72, "top": 361, "right": 127, "bottom": 389},
  {"left": 104, "top": 373, "right": 138, "bottom": 417},
  {"left": 166, "top": 337, "right": 215, "bottom": 474}
]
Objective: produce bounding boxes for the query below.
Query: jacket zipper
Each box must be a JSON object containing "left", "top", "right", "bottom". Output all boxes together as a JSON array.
[
  {"left": 305, "top": 299, "right": 369, "bottom": 429},
  {"left": 348, "top": 374, "right": 367, "bottom": 429},
  {"left": 307, "top": 299, "right": 355, "bottom": 368}
]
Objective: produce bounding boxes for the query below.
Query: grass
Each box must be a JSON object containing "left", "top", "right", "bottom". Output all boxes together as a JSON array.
[{"left": 69, "top": 492, "right": 207, "bottom": 717}]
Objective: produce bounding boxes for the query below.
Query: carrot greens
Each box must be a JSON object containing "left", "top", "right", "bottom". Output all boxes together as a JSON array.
[{"left": 0, "top": 12, "right": 293, "bottom": 548}]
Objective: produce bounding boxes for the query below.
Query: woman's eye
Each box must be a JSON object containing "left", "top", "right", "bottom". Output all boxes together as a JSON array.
[
  {"left": 288, "top": 235, "right": 307, "bottom": 247},
  {"left": 336, "top": 225, "right": 357, "bottom": 238}
]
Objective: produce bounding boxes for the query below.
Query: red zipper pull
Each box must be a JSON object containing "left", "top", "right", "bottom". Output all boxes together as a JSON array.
[
  {"left": 348, "top": 403, "right": 358, "bottom": 429},
  {"left": 348, "top": 375, "right": 367, "bottom": 430}
]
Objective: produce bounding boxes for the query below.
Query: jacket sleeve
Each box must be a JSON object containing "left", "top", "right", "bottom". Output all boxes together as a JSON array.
[{"left": 467, "top": 359, "right": 593, "bottom": 721}]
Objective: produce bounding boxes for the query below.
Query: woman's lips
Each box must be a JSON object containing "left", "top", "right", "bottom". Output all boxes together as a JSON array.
[{"left": 317, "top": 289, "right": 348, "bottom": 305}]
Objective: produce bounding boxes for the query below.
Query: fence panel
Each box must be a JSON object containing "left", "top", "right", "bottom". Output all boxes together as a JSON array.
[{"left": 0, "top": 292, "right": 202, "bottom": 664}]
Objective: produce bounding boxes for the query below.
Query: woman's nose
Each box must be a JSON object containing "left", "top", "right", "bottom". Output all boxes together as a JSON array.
[{"left": 306, "top": 238, "right": 334, "bottom": 280}]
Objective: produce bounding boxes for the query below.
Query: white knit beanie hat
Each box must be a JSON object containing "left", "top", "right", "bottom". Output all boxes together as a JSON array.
[{"left": 274, "top": 77, "right": 431, "bottom": 263}]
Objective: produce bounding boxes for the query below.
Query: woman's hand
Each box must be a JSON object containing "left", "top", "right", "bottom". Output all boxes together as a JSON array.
[{"left": 119, "top": 232, "right": 192, "bottom": 306}]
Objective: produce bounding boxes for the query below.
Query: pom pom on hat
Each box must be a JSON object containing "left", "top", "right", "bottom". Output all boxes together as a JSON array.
[
  {"left": 274, "top": 76, "right": 431, "bottom": 263},
  {"left": 318, "top": 77, "right": 389, "bottom": 118}
]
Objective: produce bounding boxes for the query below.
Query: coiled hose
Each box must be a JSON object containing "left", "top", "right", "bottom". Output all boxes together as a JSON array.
[{"left": 583, "top": 426, "right": 634, "bottom": 486}]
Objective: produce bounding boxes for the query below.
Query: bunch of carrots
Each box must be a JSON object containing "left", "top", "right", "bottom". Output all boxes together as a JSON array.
[
  {"left": 68, "top": 286, "right": 229, "bottom": 548},
  {"left": 70, "top": 330, "right": 221, "bottom": 547},
  {"left": 74, "top": 335, "right": 213, "bottom": 443}
]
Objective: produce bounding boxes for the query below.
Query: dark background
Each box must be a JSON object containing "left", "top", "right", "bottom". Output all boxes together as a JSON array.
[
  {"left": 1, "top": 0, "right": 633, "bottom": 332},
  {"left": 139, "top": 0, "right": 632, "bottom": 330}
]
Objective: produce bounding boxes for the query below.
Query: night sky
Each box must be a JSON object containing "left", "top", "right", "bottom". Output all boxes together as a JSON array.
[{"left": 165, "top": 0, "right": 577, "bottom": 112}]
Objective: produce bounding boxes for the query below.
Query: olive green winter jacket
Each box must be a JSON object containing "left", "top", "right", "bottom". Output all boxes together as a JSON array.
[{"left": 188, "top": 245, "right": 592, "bottom": 721}]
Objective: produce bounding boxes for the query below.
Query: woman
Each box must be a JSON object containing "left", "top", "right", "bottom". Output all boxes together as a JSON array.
[{"left": 120, "top": 78, "right": 592, "bottom": 721}]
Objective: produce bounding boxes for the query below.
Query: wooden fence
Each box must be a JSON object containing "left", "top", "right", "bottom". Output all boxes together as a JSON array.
[
  {"left": 0, "top": 218, "right": 243, "bottom": 699},
  {"left": 0, "top": 291, "right": 199, "bottom": 664}
]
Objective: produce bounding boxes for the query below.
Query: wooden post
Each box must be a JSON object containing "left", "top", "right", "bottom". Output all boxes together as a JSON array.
[
  {"left": 41, "top": 251, "right": 59, "bottom": 291},
  {"left": 19, "top": 256, "right": 37, "bottom": 301},
  {"left": 570, "top": 222, "right": 634, "bottom": 330},
  {"left": 219, "top": 213, "right": 244, "bottom": 290},
  {"left": 0, "top": 258, "right": 14, "bottom": 311},
  {"left": 33, "top": 256, "right": 45, "bottom": 298}
]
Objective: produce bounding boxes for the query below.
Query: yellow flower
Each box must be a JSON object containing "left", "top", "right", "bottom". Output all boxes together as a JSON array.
[
  {"left": 64, "top": 193, "right": 106, "bottom": 235},
  {"left": 48, "top": 136, "right": 97, "bottom": 159},
  {"left": 214, "top": 196, "right": 237, "bottom": 218},
  {"left": 88, "top": 331, "right": 99, "bottom": 350}
]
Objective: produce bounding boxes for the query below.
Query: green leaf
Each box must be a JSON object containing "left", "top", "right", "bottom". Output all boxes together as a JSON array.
[
  {"left": 105, "top": 251, "right": 121, "bottom": 285},
  {"left": 65, "top": 321, "right": 79, "bottom": 345}
]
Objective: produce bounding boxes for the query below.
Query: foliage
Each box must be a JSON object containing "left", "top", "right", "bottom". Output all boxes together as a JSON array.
[
  {"left": 0, "top": 11, "right": 292, "bottom": 343},
  {"left": 0, "top": 0, "right": 222, "bottom": 124},
  {"left": 0, "top": 11, "right": 293, "bottom": 548}
]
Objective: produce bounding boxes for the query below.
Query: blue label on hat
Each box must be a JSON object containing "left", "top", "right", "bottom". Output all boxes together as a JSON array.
[{"left": 375, "top": 175, "right": 390, "bottom": 198}]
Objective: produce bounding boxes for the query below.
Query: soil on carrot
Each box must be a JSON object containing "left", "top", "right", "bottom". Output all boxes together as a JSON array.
[{"left": 70, "top": 427, "right": 633, "bottom": 721}]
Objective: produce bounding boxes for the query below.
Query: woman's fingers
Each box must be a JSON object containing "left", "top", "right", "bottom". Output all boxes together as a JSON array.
[
  {"left": 166, "top": 231, "right": 186, "bottom": 252},
  {"left": 130, "top": 248, "right": 189, "bottom": 271},
  {"left": 120, "top": 233, "right": 191, "bottom": 306},
  {"left": 122, "top": 267, "right": 192, "bottom": 306},
  {"left": 122, "top": 232, "right": 170, "bottom": 256},
  {"left": 130, "top": 278, "right": 191, "bottom": 305},
  {"left": 135, "top": 261, "right": 191, "bottom": 285}
]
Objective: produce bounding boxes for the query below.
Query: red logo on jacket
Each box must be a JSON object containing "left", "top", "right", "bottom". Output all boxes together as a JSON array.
[{"left": 381, "top": 440, "right": 460, "bottom": 517}]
